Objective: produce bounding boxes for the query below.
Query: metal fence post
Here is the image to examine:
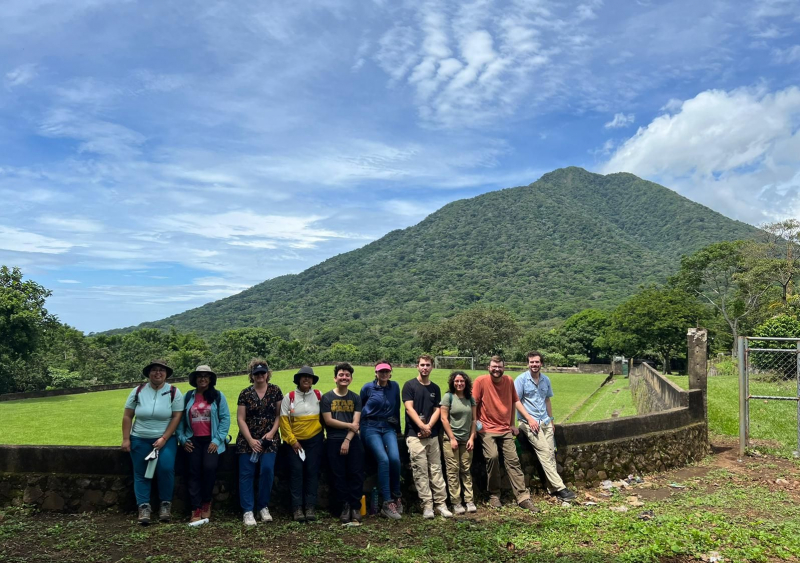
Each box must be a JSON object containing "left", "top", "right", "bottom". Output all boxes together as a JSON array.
[
  {"left": 738, "top": 336, "right": 747, "bottom": 458},
  {"left": 796, "top": 340, "right": 800, "bottom": 457}
]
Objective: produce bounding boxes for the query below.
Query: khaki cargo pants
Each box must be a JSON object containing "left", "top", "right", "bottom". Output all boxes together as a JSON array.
[
  {"left": 406, "top": 435, "right": 448, "bottom": 509},
  {"left": 479, "top": 432, "right": 531, "bottom": 503},
  {"left": 518, "top": 420, "right": 565, "bottom": 493},
  {"left": 441, "top": 438, "right": 474, "bottom": 504}
]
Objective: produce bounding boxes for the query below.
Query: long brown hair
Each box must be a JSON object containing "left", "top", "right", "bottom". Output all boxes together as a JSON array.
[{"left": 447, "top": 371, "right": 473, "bottom": 399}]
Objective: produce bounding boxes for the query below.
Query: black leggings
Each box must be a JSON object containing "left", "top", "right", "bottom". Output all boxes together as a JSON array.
[{"left": 186, "top": 435, "right": 220, "bottom": 509}]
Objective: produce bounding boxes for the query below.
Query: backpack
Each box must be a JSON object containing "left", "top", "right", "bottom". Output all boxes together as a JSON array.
[
  {"left": 288, "top": 389, "right": 321, "bottom": 415},
  {"left": 134, "top": 383, "right": 177, "bottom": 404}
]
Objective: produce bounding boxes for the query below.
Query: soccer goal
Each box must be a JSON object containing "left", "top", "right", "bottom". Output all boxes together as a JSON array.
[{"left": 434, "top": 356, "right": 475, "bottom": 370}]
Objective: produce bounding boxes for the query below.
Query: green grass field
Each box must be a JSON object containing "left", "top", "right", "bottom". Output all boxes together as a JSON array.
[
  {"left": 565, "top": 376, "right": 637, "bottom": 423},
  {"left": 0, "top": 367, "right": 608, "bottom": 446},
  {"left": 670, "top": 374, "right": 799, "bottom": 456}
]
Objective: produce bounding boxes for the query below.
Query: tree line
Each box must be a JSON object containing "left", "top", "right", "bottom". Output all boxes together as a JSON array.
[{"left": 2, "top": 219, "right": 799, "bottom": 393}]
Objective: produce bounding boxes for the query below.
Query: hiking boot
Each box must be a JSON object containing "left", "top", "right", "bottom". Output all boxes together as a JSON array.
[
  {"left": 305, "top": 507, "right": 316, "bottom": 521},
  {"left": 381, "top": 500, "right": 401, "bottom": 520},
  {"left": 350, "top": 508, "right": 362, "bottom": 523},
  {"left": 394, "top": 497, "right": 403, "bottom": 515},
  {"left": 293, "top": 507, "right": 306, "bottom": 522},
  {"left": 452, "top": 503, "right": 466, "bottom": 515},
  {"left": 555, "top": 488, "right": 577, "bottom": 501},
  {"left": 422, "top": 507, "right": 435, "bottom": 519},
  {"left": 518, "top": 499, "right": 540, "bottom": 513},
  {"left": 137, "top": 503, "right": 151, "bottom": 526},
  {"left": 243, "top": 511, "right": 256, "bottom": 526},
  {"left": 200, "top": 501, "right": 212, "bottom": 519},
  {"left": 259, "top": 507, "right": 272, "bottom": 522},
  {"left": 436, "top": 504, "right": 453, "bottom": 518},
  {"left": 466, "top": 502, "right": 477, "bottom": 513},
  {"left": 189, "top": 508, "right": 203, "bottom": 523},
  {"left": 340, "top": 503, "right": 351, "bottom": 523},
  {"left": 488, "top": 496, "right": 502, "bottom": 509},
  {"left": 158, "top": 501, "right": 172, "bottom": 523}
]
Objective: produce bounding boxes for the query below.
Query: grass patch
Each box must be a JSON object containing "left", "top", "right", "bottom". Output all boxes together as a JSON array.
[
  {"left": 0, "top": 367, "right": 607, "bottom": 446},
  {"left": 670, "top": 374, "right": 799, "bottom": 456},
  {"left": 565, "top": 376, "right": 636, "bottom": 423}
]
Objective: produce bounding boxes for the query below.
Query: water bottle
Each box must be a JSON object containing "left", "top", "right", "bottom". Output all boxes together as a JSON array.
[
  {"left": 476, "top": 421, "right": 483, "bottom": 432},
  {"left": 249, "top": 438, "right": 268, "bottom": 463}
]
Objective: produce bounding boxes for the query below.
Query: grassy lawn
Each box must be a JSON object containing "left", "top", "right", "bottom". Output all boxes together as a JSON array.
[
  {"left": 2, "top": 441, "right": 799, "bottom": 562},
  {"left": 0, "top": 367, "right": 607, "bottom": 446},
  {"left": 670, "top": 375, "right": 799, "bottom": 457},
  {"left": 565, "top": 376, "right": 637, "bottom": 423}
]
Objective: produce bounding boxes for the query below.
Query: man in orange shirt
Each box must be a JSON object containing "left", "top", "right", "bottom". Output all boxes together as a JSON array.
[{"left": 473, "top": 356, "right": 540, "bottom": 512}]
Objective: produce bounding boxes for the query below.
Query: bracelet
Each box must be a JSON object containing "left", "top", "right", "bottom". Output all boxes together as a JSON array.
[{"left": 344, "top": 438, "right": 351, "bottom": 442}]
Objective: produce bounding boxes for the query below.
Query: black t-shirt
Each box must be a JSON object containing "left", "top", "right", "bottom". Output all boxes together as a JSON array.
[
  {"left": 402, "top": 378, "right": 442, "bottom": 437},
  {"left": 320, "top": 389, "right": 362, "bottom": 440}
]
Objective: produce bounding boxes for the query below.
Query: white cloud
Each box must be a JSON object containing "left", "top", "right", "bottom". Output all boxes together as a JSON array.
[
  {"left": 5, "top": 63, "right": 38, "bottom": 88},
  {"left": 604, "top": 113, "right": 635, "bottom": 128},
  {"left": 772, "top": 45, "right": 800, "bottom": 64},
  {"left": 0, "top": 226, "right": 73, "bottom": 254},
  {"left": 38, "top": 217, "right": 104, "bottom": 233},
  {"left": 602, "top": 86, "right": 800, "bottom": 220},
  {"left": 57, "top": 279, "right": 81, "bottom": 284}
]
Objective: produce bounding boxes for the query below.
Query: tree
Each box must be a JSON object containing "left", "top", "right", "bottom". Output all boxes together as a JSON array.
[
  {"left": 0, "top": 266, "right": 58, "bottom": 393},
  {"left": 602, "top": 286, "right": 707, "bottom": 373},
  {"left": 751, "top": 314, "right": 800, "bottom": 379},
  {"left": 436, "top": 306, "right": 520, "bottom": 359},
  {"left": 675, "top": 241, "right": 772, "bottom": 357},
  {"left": 754, "top": 219, "right": 800, "bottom": 307},
  {"left": 559, "top": 309, "right": 610, "bottom": 362}
]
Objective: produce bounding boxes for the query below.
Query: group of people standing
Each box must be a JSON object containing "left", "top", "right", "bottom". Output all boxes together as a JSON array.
[{"left": 121, "top": 351, "right": 576, "bottom": 526}]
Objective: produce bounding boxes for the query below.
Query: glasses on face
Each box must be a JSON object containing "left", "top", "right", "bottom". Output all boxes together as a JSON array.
[
  {"left": 196, "top": 375, "right": 210, "bottom": 380},
  {"left": 150, "top": 368, "right": 167, "bottom": 374}
]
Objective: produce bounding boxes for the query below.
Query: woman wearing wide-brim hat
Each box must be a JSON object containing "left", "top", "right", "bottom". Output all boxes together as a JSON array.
[
  {"left": 279, "top": 365, "right": 324, "bottom": 522},
  {"left": 177, "top": 365, "right": 231, "bottom": 523},
  {"left": 121, "top": 359, "right": 184, "bottom": 525}
]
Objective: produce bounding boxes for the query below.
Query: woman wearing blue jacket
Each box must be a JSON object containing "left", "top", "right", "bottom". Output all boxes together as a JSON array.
[
  {"left": 360, "top": 360, "right": 403, "bottom": 520},
  {"left": 177, "top": 364, "right": 231, "bottom": 523}
]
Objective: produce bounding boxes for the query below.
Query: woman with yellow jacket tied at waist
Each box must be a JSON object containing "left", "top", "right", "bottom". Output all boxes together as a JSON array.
[{"left": 280, "top": 366, "right": 324, "bottom": 522}]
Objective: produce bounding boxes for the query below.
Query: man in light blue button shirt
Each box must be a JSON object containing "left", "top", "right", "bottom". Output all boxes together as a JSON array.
[{"left": 514, "top": 351, "right": 577, "bottom": 501}]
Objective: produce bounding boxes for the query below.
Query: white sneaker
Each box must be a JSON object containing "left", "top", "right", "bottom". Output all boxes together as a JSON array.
[
  {"left": 259, "top": 507, "right": 272, "bottom": 522},
  {"left": 466, "top": 502, "right": 477, "bottom": 513},
  {"left": 243, "top": 511, "right": 256, "bottom": 526},
  {"left": 436, "top": 505, "right": 453, "bottom": 518},
  {"left": 452, "top": 503, "right": 466, "bottom": 515},
  {"left": 422, "top": 507, "right": 435, "bottom": 519}
]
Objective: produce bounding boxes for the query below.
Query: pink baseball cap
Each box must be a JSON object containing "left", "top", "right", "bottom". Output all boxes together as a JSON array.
[{"left": 375, "top": 362, "right": 392, "bottom": 372}]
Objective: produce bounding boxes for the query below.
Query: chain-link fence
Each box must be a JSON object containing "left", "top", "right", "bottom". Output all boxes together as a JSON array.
[{"left": 738, "top": 336, "right": 800, "bottom": 457}]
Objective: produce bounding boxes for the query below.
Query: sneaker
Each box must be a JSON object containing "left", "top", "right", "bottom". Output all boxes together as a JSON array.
[
  {"left": 305, "top": 507, "right": 316, "bottom": 521},
  {"left": 243, "top": 511, "right": 257, "bottom": 526},
  {"left": 158, "top": 501, "right": 172, "bottom": 523},
  {"left": 436, "top": 505, "right": 453, "bottom": 518},
  {"left": 350, "top": 508, "right": 362, "bottom": 523},
  {"left": 293, "top": 507, "right": 306, "bottom": 522},
  {"left": 555, "top": 488, "right": 577, "bottom": 501},
  {"left": 466, "top": 502, "right": 477, "bottom": 513},
  {"left": 452, "top": 503, "right": 466, "bottom": 515},
  {"left": 340, "top": 503, "right": 351, "bottom": 523},
  {"left": 259, "top": 507, "right": 272, "bottom": 522},
  {"left": 422, "top": 507, "right": 435, "bottom": 519},
  {"left": 518, "top": 499, "right": 540, "bottom": 513},
  {"left": 190, "top": 508, "right": 203, "bottom": 523},
  {"left": 394, "top": 497, "right": 404, "bottom": 515},
  {"left": 381, "top": 500, "right": 401, "bottom": 520},
  {"left": 488, "top": 496, "right": 502, "bottom": 509},
  {"left": 200, "top": 501, "right": 212, "bottom": 519},
  {"left": 137, "top": 503, "right": 151, "bottom": 526}
]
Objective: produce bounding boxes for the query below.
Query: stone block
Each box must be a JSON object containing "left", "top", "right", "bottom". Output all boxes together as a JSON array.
[
  {"left": 41, "top": 492, "right": 65, "bottom": 511},
  {"left": 23, "top": 486, "right": 43, "bottom": 504}
]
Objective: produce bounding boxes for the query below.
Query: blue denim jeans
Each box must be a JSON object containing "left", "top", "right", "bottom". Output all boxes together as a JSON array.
[
  {"left": 238, "top": 452, "right": 276, "bottom": 513},
  {"left": 129, "top": 435, "right": 178, "bottom": 506},
  {"left": 361, "top": 423, "right": 401, "bottom": 502}
]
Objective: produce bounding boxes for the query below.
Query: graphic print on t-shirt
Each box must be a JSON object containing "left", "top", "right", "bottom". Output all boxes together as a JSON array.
[{"left": 190, "top": 397, "right": 212, "bottom": 436}]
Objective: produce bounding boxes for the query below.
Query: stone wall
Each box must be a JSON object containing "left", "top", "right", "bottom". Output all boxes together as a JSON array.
[{"left": 629, "top": 361, "right": 687, "bottom": 414}]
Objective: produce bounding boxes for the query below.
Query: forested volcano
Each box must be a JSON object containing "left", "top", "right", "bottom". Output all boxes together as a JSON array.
[{"left": 132, "top": 167, "right": 760, "bottom": 337}]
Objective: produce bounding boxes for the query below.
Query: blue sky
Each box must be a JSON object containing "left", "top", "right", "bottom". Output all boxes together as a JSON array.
[{"left": 1, "top": 0, "right": 799, "bottom": 333}]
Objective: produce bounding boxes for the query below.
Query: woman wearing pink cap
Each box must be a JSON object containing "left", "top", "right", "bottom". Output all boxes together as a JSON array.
[{"left": 359, "top": 360, "right": 403, "bottom": 519}]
